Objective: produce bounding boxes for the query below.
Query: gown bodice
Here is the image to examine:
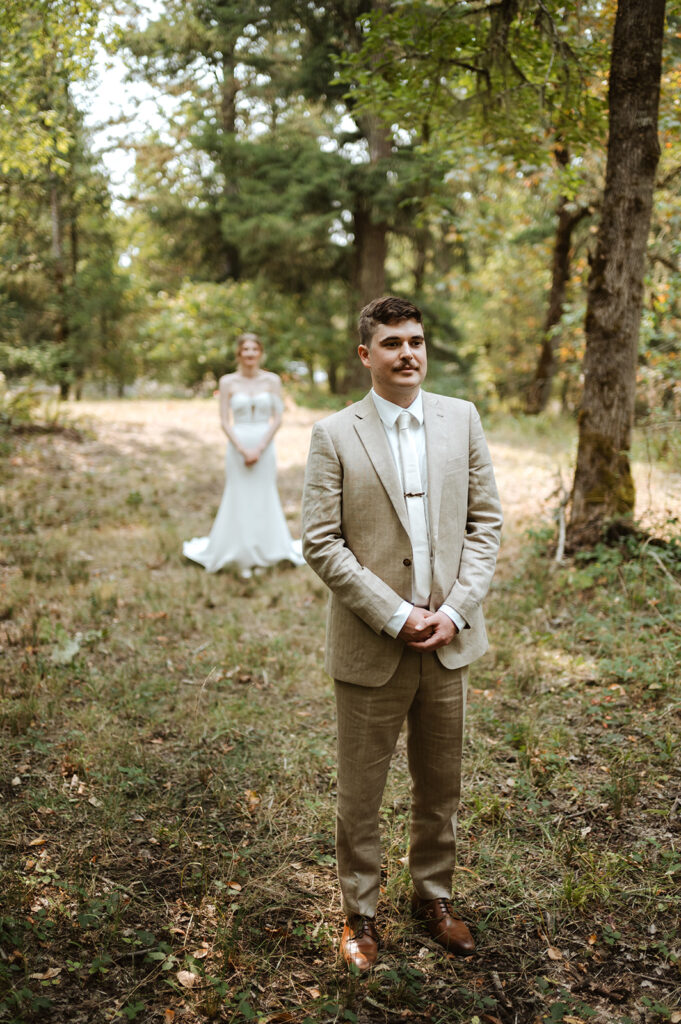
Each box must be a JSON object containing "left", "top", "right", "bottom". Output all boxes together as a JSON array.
[{"left": 231, "top": 390, "right": 281, "bottom": 425}]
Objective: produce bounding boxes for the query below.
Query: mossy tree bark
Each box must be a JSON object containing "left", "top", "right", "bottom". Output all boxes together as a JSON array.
[{"left": 567, "top": 0, "right": 666, "bottom": 549}]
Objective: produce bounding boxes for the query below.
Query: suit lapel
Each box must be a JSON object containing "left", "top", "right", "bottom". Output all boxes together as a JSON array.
[
  {"left": 353, "top": 393, "right": 411, "bottom": 536},
  {"left": 424, "top": 391, "right": 448, "bottom": 536}
]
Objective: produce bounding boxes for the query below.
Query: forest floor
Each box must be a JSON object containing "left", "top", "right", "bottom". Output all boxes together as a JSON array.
[{"left": 1, "top": 398, "right": 679, "bottom": 1024}]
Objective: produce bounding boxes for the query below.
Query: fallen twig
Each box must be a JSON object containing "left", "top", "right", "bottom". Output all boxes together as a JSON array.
[{"left": 490, "top": 969, "right": 514, "bottom": 1010}]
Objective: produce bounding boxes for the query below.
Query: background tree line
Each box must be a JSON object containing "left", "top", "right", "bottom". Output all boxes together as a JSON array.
[{"left": 1, "top": 0, "right": 680, "bottom": 542}]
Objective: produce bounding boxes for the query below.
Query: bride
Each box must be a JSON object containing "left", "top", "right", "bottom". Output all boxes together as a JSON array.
[{"left": 183, "top": 333, "right": 305, "bottom": 577}]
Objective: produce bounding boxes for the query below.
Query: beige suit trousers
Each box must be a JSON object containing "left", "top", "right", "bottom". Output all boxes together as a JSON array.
[{"left": 334, "top": 649, "right": 468, "bottom": 917}]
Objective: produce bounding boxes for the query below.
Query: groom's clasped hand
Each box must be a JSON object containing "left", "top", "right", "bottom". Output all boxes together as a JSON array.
[{"left": 401, "top": 607, "right": 457, "bottom": 649}]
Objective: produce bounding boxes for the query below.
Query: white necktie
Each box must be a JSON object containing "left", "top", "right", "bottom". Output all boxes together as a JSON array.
[{"left": 397, "top": 411, "right": 431, "bottom": 606}]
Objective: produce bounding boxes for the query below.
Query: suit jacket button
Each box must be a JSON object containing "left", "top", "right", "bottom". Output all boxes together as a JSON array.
[{"left": 403, "top": 558, "right": 412, "bottom": 567}]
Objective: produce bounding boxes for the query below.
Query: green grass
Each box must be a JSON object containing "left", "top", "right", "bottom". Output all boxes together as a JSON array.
[{"left": 0, "top": 403, "right": 679, "bottom": 1024}]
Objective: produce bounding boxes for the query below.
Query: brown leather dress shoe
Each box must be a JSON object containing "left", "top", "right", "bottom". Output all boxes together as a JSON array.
[
  {"left": 340, "top": 914, "right": 380, "bottom": 972},
  {"left": 412, "top": 895, "right": 475, "bottom": 955}
]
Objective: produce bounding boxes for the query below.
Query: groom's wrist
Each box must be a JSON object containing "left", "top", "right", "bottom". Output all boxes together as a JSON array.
[
  {"left": 439, "top": 604, "right": 466, "bottom": 633},
  {"left": 384, "top": 601, "right": 413, "bottom": 638}
]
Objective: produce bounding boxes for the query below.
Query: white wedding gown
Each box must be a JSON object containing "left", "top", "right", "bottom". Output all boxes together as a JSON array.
[{"left": 183, "top": 391, "right": 305, "bottom": 575}]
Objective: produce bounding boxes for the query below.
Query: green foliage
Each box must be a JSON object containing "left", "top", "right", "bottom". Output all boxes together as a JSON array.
[
  {"left": 344, "top": 1, "right": 610, "bottom": 157},
  {"left": 0, "top": 0, "right": 99, "bottom": 177},
  {"left": 0, "top": 6, "right": 134, "bottom": 398},
  {"left": 338, "top": 2, "right": 615, "bottom": 409},
  {"left": 0, "top": 376, "right": 43, "bottom": 427},
  {"left": 136, "top": 278, "right": 348, "bottom": 388},
  {"left": 117, "top": 0, "right": 483, "bottom": 391},
  {"left": 3, "top": 0, "right": 680, "bottom": 417}
]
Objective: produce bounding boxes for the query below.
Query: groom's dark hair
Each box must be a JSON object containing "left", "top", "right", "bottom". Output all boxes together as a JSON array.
[{"left": 358, "top": 296, "right": 423, "bottom": 348}]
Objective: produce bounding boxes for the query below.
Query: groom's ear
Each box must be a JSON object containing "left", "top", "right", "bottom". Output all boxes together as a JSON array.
[{"left": 358, "top": 344, "right": 371, "bottom": 368}]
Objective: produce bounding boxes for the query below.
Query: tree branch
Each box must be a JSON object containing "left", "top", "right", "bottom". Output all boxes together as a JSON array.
[{"left": 656, "top": 163, "right": 681, "bottom": 189}]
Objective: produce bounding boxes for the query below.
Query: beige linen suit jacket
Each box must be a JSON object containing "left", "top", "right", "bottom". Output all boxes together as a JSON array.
[{"left": 301, "top": 390, "right": 502, "bottom": 686}]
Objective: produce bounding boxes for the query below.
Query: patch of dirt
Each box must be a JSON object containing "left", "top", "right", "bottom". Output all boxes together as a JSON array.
[{"left": 67, "top": 397, "right": 681, "bottom": 568}]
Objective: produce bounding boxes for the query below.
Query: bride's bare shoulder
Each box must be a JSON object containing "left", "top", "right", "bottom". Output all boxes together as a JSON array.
[
  {"left": 218, "top": 372, "right": 238, "bottom": 389},
  {"left": 262, "top": 370, "right": 282, "bottom": 389}
]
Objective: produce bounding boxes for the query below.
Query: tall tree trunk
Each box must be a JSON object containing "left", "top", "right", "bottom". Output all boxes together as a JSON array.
[
  {"left": 50, "top": 175, "right": 64, "bottom": 299},
  {"left": 413, "top": 118, "right": 432, "bottom": 296},
  {"left": 526, "top": 147, "right": 591, "bottom": 414},
  {"left": 69, "top": 203, "right": 79, "bottom": 276},
  {"left": 327, "top": 359, "right": 339, "bottom": 395},
  {"left": 50, "top": 173, "right": 70, "bottom": 399},
  {"left": 219, "top": 48, "right": 241, "bottom": 281},
  {"left": 69, "top": 185, "right": 83, "bottom": 397},
  {"left": 413, "top": 226, "right": 429, "bottom": 295},
  {"left": 343, "top": 113, "right": 392, "bottom": 391},
  {"left": 567, "top": 0, "right": 665, "bottom": 549}
]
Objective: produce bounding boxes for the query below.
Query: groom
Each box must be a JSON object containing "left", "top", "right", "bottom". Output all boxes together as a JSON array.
[{"left": 301, "top": 296, "right": 502, "bottom": 971}]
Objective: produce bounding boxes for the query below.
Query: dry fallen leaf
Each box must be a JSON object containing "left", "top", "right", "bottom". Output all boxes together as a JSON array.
[
  {"left": 28, "top": 837, "right": 47, "bottom": 848},
  {"left": 547, "top": 946, "right": 563, "bottom": 960},
  {"left": 587, "top": 933, "right": 597, "bottom": 945},
  {"left": 164, "top": 1011, "right": 175, "bottom": 1023},
  {"left": 29, "top": 967, "right": 61, "bottom": 980},
  {"left": 227, "top": 882, "right": 242, "bottom": 892},
  {"left": 245, "top": 789, "right": 260, "bottom": 812},
  {"left": 190, "top": 947, "right": 209, "bottom": 960},
  {"left": 670, "top": 1014, "right": 681, "bottom": 1024},
  {"left": 176, "top": 969, "right": 199, "bottom": 989}
]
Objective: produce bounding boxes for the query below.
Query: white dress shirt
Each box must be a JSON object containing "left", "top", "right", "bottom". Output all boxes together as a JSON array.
[{"left": 370, "top": 389, "right": 466, "bottom": 639}]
